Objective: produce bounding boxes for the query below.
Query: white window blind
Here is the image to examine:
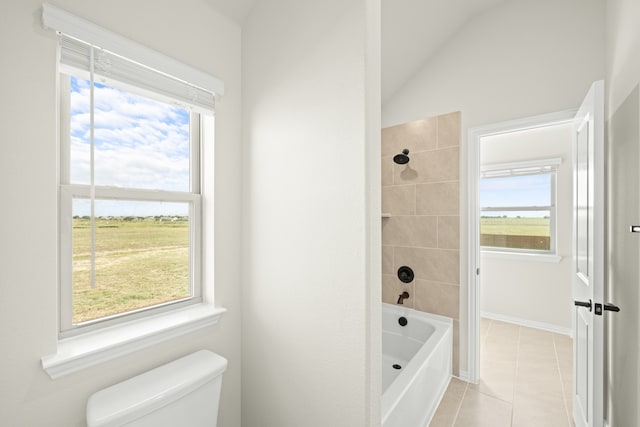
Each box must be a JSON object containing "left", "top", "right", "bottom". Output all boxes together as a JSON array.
[
  {"left": 59, "top": 36, "right": 215, "bottom": 112},
  {"left": 42, "top": 3, "right": 223, "bottom": 113},
  {"left": 480, "top": 157, "right": 562, "bottom": 179}
]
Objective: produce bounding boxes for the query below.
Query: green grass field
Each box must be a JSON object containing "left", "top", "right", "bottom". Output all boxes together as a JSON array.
[
  {"left": 72, "top": 216, "right": 550, "bottom": 324},
  {"left": 480, "top": 217, "right": 551, "bottom": 250},
  {"left": 480, "top": 216, "right": 550, "bottom": 236},
  {"left": 72, "top": 218, "right": 189, "bottom": 324}
]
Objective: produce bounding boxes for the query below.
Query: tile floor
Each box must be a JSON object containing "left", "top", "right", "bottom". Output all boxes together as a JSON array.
[{"left": 429, "top": 318, "right": 574, "bottom": 427}]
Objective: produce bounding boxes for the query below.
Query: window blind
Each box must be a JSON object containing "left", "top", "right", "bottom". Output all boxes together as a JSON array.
[
  {"left": 59, "top": 35, "right": 215, "bottom": 112},
  {"left": 480, "top": 158, "right": 562, "bottom": 179},
  {"left": 42, "top": 3, "right": 222, "bottom": 113}
]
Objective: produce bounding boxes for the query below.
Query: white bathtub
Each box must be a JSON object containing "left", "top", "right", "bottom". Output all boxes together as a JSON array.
[{"left": 381, "top": 303, "right": 453, "bottom": 427}]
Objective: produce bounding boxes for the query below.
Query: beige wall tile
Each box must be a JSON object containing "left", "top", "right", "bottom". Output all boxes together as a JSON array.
[
  {"left": 381, "top": 127, "right": 394, "bottom": 155},
  {"left": 416, "top": 182, "right": 459, "bottom": 215},
  {"left": 438, "top": 215, "right": 460, "bottom": 249},
  {"left": 382, "top": 156, "right": 393, "bottom": 187},
  {"left": 437, "top": 111, "right": 461, "bottom": 148},
  {"left": 381, "top": 113, "right": 461, "bottom": 386},
  {"left": 382, "top": 245, "right": 393, "bottom": 275},
  {"left": 381, "top": 117, "right": 437, "bottom": 157},
  {"left": 394, "top": 247, "right": 460, "bottom": 284},
  {"left": 393, "top": 147, "right": 459, "bottom": 185},
  {"left": 413, "top": 279, "right": 460, "bottom": 319},
  {"left": 381, "top": 185, "right": 415, "bottom": 215},
  {"left": 382, "top": 273, "right": 414, "bottom": 307},
  {"left": 381, "top": 216, "right": 437, "bottom": 247}
]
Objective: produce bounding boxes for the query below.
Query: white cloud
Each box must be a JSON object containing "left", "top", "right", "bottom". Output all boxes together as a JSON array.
[{"left": 69, "top": 77, "right": 191, "bottom": 193}]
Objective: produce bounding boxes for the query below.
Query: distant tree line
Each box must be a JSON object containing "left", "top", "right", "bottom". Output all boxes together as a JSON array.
[
  {"left": 72, "top": 215, "right": 188, "bottom": 221},
  {"left": 480, "top": 215, "right": 550, "bottom": 219}
]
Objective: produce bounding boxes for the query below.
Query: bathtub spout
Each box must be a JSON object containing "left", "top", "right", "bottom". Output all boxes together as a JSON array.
[{"left": 397, "top": 291, "right": 410, "bottom": 304}]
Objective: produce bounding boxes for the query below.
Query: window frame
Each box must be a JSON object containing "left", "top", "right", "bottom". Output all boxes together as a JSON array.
[
  {"left": 479, "top": 158, "right": 560, "bottom": 256},
  {"left": 58, "top": 74, "right": 204, "bottom": 337}
]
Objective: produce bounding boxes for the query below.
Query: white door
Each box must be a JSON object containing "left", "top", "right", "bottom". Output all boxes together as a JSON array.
[{"left": 572, "top": 80, "right": 605, "bottom": 427}]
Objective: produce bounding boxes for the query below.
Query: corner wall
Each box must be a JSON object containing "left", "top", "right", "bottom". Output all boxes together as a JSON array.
[
  {"left": 241, "top": 0, "right": 381, "bottom": 425},
  {"left": 0, "top": 1, "right": 242, "bottom": 425},
  {"left": 382, "top": 0, "right": 605, "bottom": 375}
]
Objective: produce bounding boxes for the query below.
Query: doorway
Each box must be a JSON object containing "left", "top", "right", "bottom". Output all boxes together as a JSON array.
[
  {"left": 467, "top": 110, "right": 575, "bottom": 383},
  {"left": 464, "top": 111, "right": 576, "bottom": 424}
]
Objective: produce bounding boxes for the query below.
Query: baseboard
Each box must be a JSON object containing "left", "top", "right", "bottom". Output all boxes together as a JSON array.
[
  {"left": 481, "top": 310, "right": 572, "bottom": 337},
  {"left": 455, "top": 370, "right": 470, "bottom": 383}
]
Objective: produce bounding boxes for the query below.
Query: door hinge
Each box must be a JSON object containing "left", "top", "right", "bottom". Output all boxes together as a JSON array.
[{"left": 476, "top": 268, "right": 480, "bottom": 275}]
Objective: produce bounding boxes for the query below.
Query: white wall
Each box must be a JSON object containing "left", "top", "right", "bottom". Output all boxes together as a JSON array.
[
  {"left": 0, "top": 1, "right": 242, "bottom": 425},
  {"left": 605, "top": 0, "right": 640, "bottom": 425},
  {"left": 480, "top": 124, "right": 573, "bottom": 332},
  {"left": 382, "top": 0, "right": 605, "bottom": 375},
  {"left": 241, "top": 0, "right": 381, "bottom": 426}
]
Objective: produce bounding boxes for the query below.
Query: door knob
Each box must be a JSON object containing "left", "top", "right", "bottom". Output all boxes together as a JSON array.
[{"left": 574, "top": 299, "right": 592, "bottom": 311}]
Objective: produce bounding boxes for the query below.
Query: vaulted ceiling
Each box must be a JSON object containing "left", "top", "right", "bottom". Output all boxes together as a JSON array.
[
  {"left": 204, "top": 0, "right": 508, "bottom": 102},
  {"left": 204, "top": 0, "right": 257, "bottom": 25},
  {"left": 381, "top": 0, "right": 507, "bottom": 102}
]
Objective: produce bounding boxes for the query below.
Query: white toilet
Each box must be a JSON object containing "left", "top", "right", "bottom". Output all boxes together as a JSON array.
[{"left": 86, "top": 350, "right": 227, "bottom": 427}]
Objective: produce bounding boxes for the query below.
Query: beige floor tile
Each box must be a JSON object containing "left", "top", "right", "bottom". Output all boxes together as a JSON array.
[
  {"left": 511, "top": 392, "right": 572, "bottom": 427},
  {"left": 487, "top": 320, "right": 520, "bottom": 341},
  {"left": 482, "top": 339, "right": 518, "bottom": 363},
  {"left": 429, "top": 380, "right": 468, "bottom": 427},
  {"left": 471, "top": 360, "right": 516, "bottom": 403},
  {"left": 454, "top": 389, "right": 512, "bottom": 427},
  {"left": 519, "top": 326, "right": 553, "bottom": 341},
  {"left": 515, "top": 371, "right": 564, "bottom": 399},
  {"left": 480, "top": 317, "right": 491, "bottom": 340},
  {"left": 446, "top": 378, "right": 469, "bottom": 399},
  {"left": 431, "top": 321, "right": 574, "bottom": 427},
  {"left": 517, "top": 358, "right": 561, "bottom": 380},
  {"left": 429, "top": 395, "right": 459, "bottom": 427}
]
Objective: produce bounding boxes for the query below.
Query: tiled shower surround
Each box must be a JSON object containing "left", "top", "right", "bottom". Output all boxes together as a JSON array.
[{"left": 381, "top": 112, "right": 461, "bottom": 375}]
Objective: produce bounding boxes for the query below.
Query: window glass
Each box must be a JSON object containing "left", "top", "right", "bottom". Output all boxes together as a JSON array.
[
  {"left": 69, "top": 76, "right": 191, "bottom": 192},
  {"left": 480, "top": 173, "right": 553, "bottom": 252},
  {"left": 62, "top": 73, "right": 200, "bottom": 330},
  {"left": 71, "top": 198, "right": 190, "bottom": 324},
  {"left": 480, "top": 174, "right": 551, "bottom": 207}
]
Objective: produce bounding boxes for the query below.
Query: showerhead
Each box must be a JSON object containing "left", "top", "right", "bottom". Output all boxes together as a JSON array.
[{"left": 393, "top": 149, "right": 410, "bottom": 165}]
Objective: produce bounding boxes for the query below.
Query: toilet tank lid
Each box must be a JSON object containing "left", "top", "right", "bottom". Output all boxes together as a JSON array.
[{"left": 86, "top": 350, "right": 227, "bottom": 427}]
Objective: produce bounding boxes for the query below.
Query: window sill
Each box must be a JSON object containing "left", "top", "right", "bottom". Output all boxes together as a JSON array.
[
  {"left": 481, "top": 250, "right": 562, "bottom": 263},
  {"left": 41, "top": 303, "right": 226, "bottom": 379}
]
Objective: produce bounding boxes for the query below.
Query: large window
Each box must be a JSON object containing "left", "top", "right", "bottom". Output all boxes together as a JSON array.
[
  {"left": 57, "top": 35, "right": 215, "bottom": 335},
  {"left": 480, "top": 160, "right": 559, "bottom": 254}
]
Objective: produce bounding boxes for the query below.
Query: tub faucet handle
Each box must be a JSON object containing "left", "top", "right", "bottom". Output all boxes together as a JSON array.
[{"left": 397, "top": 291, "right": 410, "bottom": 304}]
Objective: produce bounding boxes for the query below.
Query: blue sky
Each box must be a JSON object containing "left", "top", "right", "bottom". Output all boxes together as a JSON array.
[
  {"left": 480, "top": 173, "right": 551, "bottom": 218},
  {"left": 70, "top": 77, "right": 191, "bottom": 216}
]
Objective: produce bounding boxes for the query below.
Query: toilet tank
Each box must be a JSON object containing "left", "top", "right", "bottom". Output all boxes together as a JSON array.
[{"left": 87, "top": 350, "right": 227, "bottom": 427}]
